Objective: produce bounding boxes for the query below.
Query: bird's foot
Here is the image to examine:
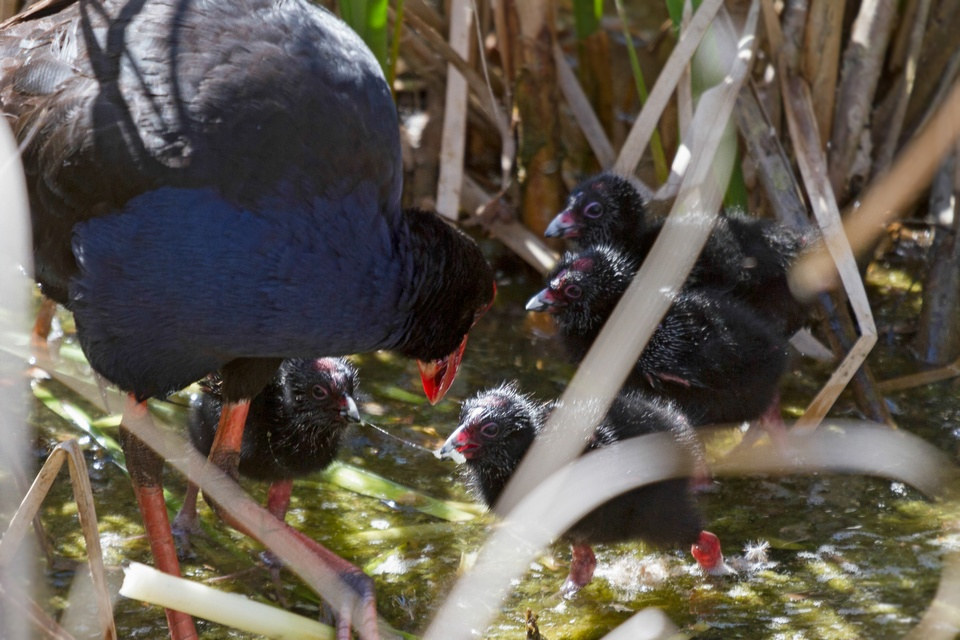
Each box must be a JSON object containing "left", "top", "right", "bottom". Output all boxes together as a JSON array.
[
  {"left": 258, "top": 553, "right": 290, "bottom": 608},
  {"left": 561, "top": 543, "right": 597, "bottom": 598},
  {"left": 691, "top": 531, "right": 736, "bottom": 576},
  {"left": 171, "top": 484, "right": 205, "bottom": 558},
  {"left": 560, "top": 577, "right": 583, "bottom": 599},
  {"left": 336, "top": 569, "right": 380, "bottom": 640},
  {"left": 170, "top": 512, "right": 202, "bottom": 541}
]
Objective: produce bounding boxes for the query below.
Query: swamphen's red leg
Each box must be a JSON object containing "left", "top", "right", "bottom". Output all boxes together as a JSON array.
[
  {"left": 203, "top": 401, "right": 379, "bottom": 640},
  {"left": 206, "top": 400, "right": 249, "bottom": 480},
  {"left": 561, "top": 543, "right": 597, "bottom": 597},
  {"left": 172, "top": 402, "right": 253, "bottom": 543},
  {"left": 120, "top": 398, "right": 198, "bottom": 640},
  {"left": 30, "top": 297, "right": 57, "bottom": 347},
  {"left": 691, "top": 530, "right": 735, "bottom": 575},
  {"left": 266, "top": 479, "right": 294, "bottom": 521},
  {"left": 730, "top": 391, "right": 790, "bottom": 456},
  {"left": 757, "top": 392, "right": 789, "bottom": 452}
]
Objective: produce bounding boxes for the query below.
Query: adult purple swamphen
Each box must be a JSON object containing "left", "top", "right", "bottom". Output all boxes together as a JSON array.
[
  {"left": 1, "top": 0, "right": 495, "bottom": 637},
  {"left": 526, "top": 245, "right": 788, "bottom": 431},
  {"left": 545, "top": 172, "right": 810, "bottom": 336},
  {"left": 438, "top": 383, "right": 732, "bottom": 595},
  {"left": 175, "top": 357, "right": 361, "bottom": 537}
]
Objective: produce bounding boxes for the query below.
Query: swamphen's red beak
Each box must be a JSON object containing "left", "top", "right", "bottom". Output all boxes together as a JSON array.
[
  {"left": 418, "top": 281, "right": 497, "bottom": 404},
  {"left": 418, "top": 336, "right": 469, "bottom": 405}
]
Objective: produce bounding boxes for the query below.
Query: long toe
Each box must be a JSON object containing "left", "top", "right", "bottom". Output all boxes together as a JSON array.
[
  {"left": 561, "top": 543, "right": 597, "bottom": 598},
  {"left": 336, "top": 578, "right": 380, "bottom": 640},
  {"left": 171, "top": 484, "right": 204, "bottom": 555}
]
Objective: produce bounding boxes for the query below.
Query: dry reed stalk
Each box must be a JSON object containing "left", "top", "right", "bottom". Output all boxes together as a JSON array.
[
  {"left": 613, "top": 0, "right": 723, "bottom": 176},
  {"left": 400, "top": 7, "right": 503, "bottom": 126},
  {"left": 0, "top": 440, "right": 116, "bottom": 640},
  {"left": 889, "top": 0, "right": 920, "bottom": 69},
  {"left": 902, "top": 1, "right": 960, "bottom": 135},
  {"left": 475, "top": 0, "right": 515, "bottom": 189},
  {"left": 553, "top": 42, "right": 615, "bottom": 169},
  {"left": 781, "top": 68, "right": 879, "bottom": 431},
  {"left": 436, "top": 0, "right": 473, "bottom": 219},
  {"left": 491, "top": 0, "right": 513, "bottom": 85},
  {"left": 873, "top": 0, "right": 932, "bottom": 175},
  {"left": 780, "top": 0, "right": 807, "bottom": 69},
  {"left": 461, "top": 175, "right": 558, "bottom": 274},
  {"left": 676, "top": 0, "right": 694, "bottom": 140},
  {"left": 912, "top": 149, "right": 960, "bottom": 366},
  {"left": 792, "top": 79, "right": 960, "bottom": 297},
  {"left": 802, "top": 0, "right": 845, "bottom": 148},
  {"left": 405, "top": 0, "right": 444, "bottom": 32},
  {"left": 877, "top": 357, "right": 960, "bottom": 393},
  {"left": 574, "top": 22, "right": 617, "bottom": 155},
  {"left": 735, "top": 85, "right": 809, "bottom": 227},
  {"left": 752, "top": 0, "right": 783, "bottom": 135},
  {"left": 785, "top": 0, "right": 891, "bottom": 422},
  {"left": 826, "top": 0, "right": 898, "bottom": 203},
  {"left": 512, "top": 0, "right": 564, "bottom": 235}
]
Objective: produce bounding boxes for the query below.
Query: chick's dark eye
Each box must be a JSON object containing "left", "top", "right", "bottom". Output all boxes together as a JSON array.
[
  {"left": 564, "top": 284, "right": 582, "bottom": 299},
  {"left": 583, "top": 202, "right": 603, "bottom": 219},
  {"left": 479, "top": 422, "right": 500, "bottom": 438},
  {"left": 311, "top": 384, "right": 329, "bottom": 400}
]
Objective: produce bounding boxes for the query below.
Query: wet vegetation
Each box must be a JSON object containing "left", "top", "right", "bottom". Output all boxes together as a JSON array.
[{"left": 9, "top": 235, "right": 960, "bottom": 638}]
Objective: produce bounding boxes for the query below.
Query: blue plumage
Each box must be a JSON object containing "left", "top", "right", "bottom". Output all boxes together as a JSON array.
[{"left": 3, "top": 0, "right": 494, "bottom": 400}]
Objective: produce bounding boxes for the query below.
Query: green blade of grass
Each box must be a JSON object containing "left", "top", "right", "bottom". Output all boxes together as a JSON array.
[
  {"left": 353, "top": 521, "right": 473, "bottom": 543},
  {"left": 666, "top": 0, "right": 703, "bottom": 26},
  {"left": 378, "top": 385, "right": 427, "bottom": 405},
  {"left": 33, "top": 382, "right": 127, "bottom": 471},
  {"left": 614, "top": 0, "right": 669, "bottom": 184},
  {"left": 340, "top": 0, "right": 389, "bottom": 73},
  {"left": 387, "top": 0, "right": 404, "bottom": 92},
  {"left": 320, "top": 461, "right": 482, "bottom": 521},
  {"left": 573, "top": 0, "right": 602, "bottom": 40},
  {"left": 665, "top": 0, "right": 744, "bottom": 207}
]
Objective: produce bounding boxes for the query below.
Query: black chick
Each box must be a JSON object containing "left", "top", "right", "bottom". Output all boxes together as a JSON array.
[
  {"left": 526, "top": 245, "right": 789, "bottom": 429},
  {"left": 175, "top": 357, "right": 360, "bottom": 534},
  {"left": 439, "top": 383, "right": 731, "bottom": 596},
  {"left": 545, "top": 172, "right": 810, "bottom": 335}
]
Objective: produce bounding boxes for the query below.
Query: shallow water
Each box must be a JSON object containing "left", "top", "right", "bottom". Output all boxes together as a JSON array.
[{"left": 5, "top": 240, "right": 960, "bottom": 639}]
